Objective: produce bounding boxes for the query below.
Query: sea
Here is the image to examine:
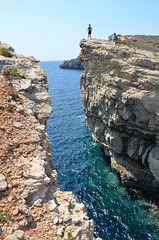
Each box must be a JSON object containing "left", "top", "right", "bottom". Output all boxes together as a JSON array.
[{"left": 39, "top": 61, "right": 159, "bottom": 240}]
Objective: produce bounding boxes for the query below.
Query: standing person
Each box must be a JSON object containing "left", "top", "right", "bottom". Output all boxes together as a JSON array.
[
  {"left": 87, "top": 24, "right": 93, "bottom": 39},
  {"left": 113, "top": 33, "right": 119, "bottom": 47}
]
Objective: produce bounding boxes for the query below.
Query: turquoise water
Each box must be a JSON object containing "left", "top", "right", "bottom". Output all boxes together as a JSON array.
[{"left": 39, "top": 61, "right": 159, "bottom": 240}]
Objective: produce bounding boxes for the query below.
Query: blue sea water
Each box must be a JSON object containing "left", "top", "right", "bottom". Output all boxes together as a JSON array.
[{"left": 39, "top": 61, "right": 159, "bottom": 240}]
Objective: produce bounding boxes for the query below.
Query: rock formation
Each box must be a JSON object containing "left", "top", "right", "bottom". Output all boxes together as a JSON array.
[
  {"left": 0, "top": 45, "right": 98, "bottom": 239},
  {"left": 79, "top": 37, "right": 159, "bottom": 191},
  {"left": 59, "top": 58, "right": 84, "bottom": 69}
]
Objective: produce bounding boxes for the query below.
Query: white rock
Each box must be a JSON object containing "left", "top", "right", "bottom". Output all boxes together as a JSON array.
[
  {"left": 12, "top": 79, "right": 32, "bottom": 91},
  {"left": 13, "top": 122, "right": 24, "bottom": 129},
  {"left": 49, "top": 199, "right": 57, "bottom": 211},
  {"left": 0, "top": 174, "right": 7, "bottom": 191},
  {"left": 14, "top": 230, "right": 25, "bottom": 240},
  {"left": 57, "top": 227, "right": 64, "bottom": 236},
  {"left": 31, "top": 186, "right": 48, "bottom": 205}
]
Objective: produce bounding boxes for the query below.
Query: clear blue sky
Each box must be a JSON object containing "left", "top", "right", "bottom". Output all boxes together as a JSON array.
[{"left": 0, "top": 0, "right": 158, "bottom": 61}]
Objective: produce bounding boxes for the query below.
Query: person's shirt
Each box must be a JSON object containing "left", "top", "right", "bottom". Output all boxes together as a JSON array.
[
  {"left": 88, "top": 26, "right": 92, "bottom": 32},
  {"left": 113, "top": 35, "right": 118, "bottom": 42}
]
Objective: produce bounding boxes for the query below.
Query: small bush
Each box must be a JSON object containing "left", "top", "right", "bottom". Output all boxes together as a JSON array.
[
  {"left": 3, "top": 67, "right": 24, "bottom": 78},
  {"left": 0, "top": 48, "right": 12, "bottom": 57},
  {"left": 95, "top": 46, "right": 100, "bottom": 50},
  {"left": 10, "top": 67, "right": 21, "bottom": 77},
  {"left": 11, "top": 92, "right": 19, "bottom": 101},
  {"left": 0, "top": 210, "right": 9, "bottom": 222},
  {"left": 64, "top": 232, "right": 76, "bottom": 240}
]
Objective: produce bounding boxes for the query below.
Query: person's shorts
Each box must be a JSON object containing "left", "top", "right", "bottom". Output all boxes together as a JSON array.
[
  {"left": 115, "top": 41, "right": 119, "bottom": 44},
  {"left": 88, "top": 31, "right": 91, "bottom": 35}
]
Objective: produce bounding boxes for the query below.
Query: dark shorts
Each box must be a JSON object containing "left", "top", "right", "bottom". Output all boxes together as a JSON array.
[{"left": 88, "top": 30, "right": 91, "bottom": 35}]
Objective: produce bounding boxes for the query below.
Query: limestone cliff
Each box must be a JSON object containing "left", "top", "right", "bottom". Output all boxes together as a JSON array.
[
  {"left": 0, "top": 45, "right": 96, "bottom": 240},
  {"left": 79, "top": 37, "right": 159, "bottom": 191}
]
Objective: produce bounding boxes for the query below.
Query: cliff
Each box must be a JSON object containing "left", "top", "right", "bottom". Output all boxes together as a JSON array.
[
  {"left": 79, "top": 37, "right": 159, "bottom": 191},
  {"left": 59, "top": 58, "right": 84, "bottom": 69},
  {"left": 0, "top": 46, "right": 97, "bottom": 239}
]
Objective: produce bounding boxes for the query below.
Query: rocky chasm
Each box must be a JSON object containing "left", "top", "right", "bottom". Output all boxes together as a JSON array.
[
  {"left": 0, "top": 45, "right": 99, "bottom": 240},
  {"left": 79, "top": 37, "right": 159, "bottom": 191}
]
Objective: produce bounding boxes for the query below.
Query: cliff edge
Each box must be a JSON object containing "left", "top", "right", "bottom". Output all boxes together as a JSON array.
[
  {"left": 0, "top": 45, "right": 96, "bottom": 239},
  {"left": 79, "top": 37, "right": 159, "bottom": 191}
]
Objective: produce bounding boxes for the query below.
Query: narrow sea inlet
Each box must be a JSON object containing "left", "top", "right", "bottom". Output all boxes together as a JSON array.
[{"left": 39, "top": 61, "right": 159, "bottom": 240}]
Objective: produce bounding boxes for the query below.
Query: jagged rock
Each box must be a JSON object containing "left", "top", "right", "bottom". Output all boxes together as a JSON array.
[
  {"left": 0, "top": 173, "right": 7, "bottom": 191},
  {"left": 80, "top": 37, "right": 159, "bottom": 190}
]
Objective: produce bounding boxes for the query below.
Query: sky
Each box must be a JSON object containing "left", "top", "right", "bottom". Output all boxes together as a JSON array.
[{"left": 0, "top": 0, "right": 158, "bottom": 61}]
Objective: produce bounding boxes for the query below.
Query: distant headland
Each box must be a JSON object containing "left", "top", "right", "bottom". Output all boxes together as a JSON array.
[{"left": 59, "top": 58, "right": 84, "bottom": 69}]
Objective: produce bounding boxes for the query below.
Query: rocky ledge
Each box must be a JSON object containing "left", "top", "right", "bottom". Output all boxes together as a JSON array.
[
  {"left": 0, "top": 45, "right": 98, "bottom": 239},
  {"left": 79, "top": 37, "right": 159, "bottom": 191},
  {"left": 59, "top": 58, "right": 84, "bottom": 69}
]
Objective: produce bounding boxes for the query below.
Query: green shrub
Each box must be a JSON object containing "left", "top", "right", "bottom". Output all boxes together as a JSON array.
[
  {"left": 0, "top": 48, "right": 12, "bottom": 57},
  {"left": 64, "top": 232, "right": 76, "bottom": 240},
  {"left": 95, "top": 46, "right": 100, "bottom": 50},
  {"left": 10, "top": 67, "right": 21, "bottom": 77},
  {"left": 3, "top": 67, "right": 24, "bottom": 78},
  {"left": 0, "top": 210, "right": 9, "bottom": 222}
]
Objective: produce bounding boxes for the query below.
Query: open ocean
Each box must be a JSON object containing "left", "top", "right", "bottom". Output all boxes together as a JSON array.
[{"left": 39, "top": 61, "right": 159, "bottom": 240}]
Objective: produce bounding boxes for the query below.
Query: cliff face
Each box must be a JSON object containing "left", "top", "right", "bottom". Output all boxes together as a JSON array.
[
  {"left": 0, "top": 47, "right": 95, "bottom": 240},
  {"left": 79, "top": 38, "right": 159, "bottom": 190}
]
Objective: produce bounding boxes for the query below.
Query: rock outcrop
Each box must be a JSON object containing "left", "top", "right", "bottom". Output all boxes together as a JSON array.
[
  {"left": 59, "top": 58, "right": 84, "bottom": 69},
  {"left": 0, "top": 45, "right": 97, "bottom": 239},
  {"left": 79, "top": 37, "right": 159, "bottom": 191}
]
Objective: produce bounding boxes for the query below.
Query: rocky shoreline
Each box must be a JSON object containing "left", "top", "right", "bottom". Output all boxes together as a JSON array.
[
  {"left": 79, "top": 36, "right": 159, "bottom": 192},
  {"left": 0, "top": 46, "right": 99, "bottom": 240}
]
